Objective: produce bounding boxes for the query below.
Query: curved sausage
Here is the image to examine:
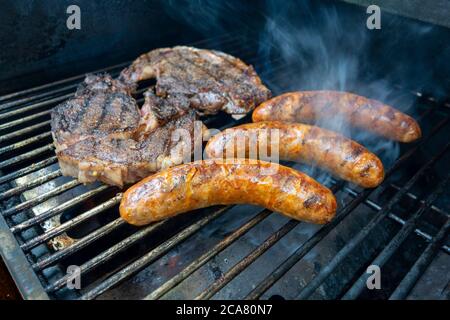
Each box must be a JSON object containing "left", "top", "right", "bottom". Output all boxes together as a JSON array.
[
  {"left": 252, "top": 91, "right": 421, "bottom": 143},
  {"left": 205, "top": 121, "right": 384, "bottom": 188},
  {"left": 120, "top": 159, "right": 337, "bottom": 226}
]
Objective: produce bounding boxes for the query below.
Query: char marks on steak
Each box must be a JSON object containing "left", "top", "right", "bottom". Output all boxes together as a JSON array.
[
  {"left": 52, "top": 74, "right": 140, "bottom": 150},
  {"left": 52, "top": 74, "right": 198, "bottom": 187},
  {"left": 119, "top": 46, "right": 272, "bottom": 115},
  {"left": 52, "top": 47, "right": 271, "bottom": 186}
]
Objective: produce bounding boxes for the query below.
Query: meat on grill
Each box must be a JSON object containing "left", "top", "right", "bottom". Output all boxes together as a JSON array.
[
  {"left": 51, "top": 74, "right": 201, "bottom": 187},
  {"left": 252, "top": 91, "right": 421, "bottom": 143},
  {"left": 120, "top": 159, "right": 337, "bottom": 226},
  {"left": 52, "top": 47, "right": 271, "bottom": 187},
  {"left": 119, "top": 46, "right": 272, "bottom": 116},
  {"left": 205, "top": 121, "right": 385, "bottom": 188}
]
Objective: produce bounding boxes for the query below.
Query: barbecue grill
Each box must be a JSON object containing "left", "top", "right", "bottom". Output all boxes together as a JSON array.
[{"left": 1, "top": 0, "right": 449, "bottom": 300}]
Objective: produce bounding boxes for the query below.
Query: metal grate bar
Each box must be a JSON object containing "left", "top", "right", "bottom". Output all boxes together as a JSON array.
[
  {"left": 10, "top": 185, "right": 110, "bottom": 233},
  {"left": 0, "top": 61, "right": 132, "bottom": 106},
  {"left": 341, "top": 172, "right": 450, "bottom": 299},
  {"left": 44, "top": 206, "right": 235, "bottom": 291},
  {"left": 145, "top": 209, "right": 273, "bottom": 300},
  {"left": 373, "top": 112, "right": 448, "bottom": 174},
  {"left": 79, "top": 206, "right": 231, "bottom": 300},
  {"left": 245, "top": 189, "right": 374, "bottom": 299},
  {"left": 0, "top": 212, "right": 50, "bottom": 299},
  {"left": 0, "top": 144, "right": 54, "bottom": 170},
  {"left": 1, "top": 180, "right": 81, "bottom": 217},
  {"left": 0, "top": 132, "right": 52, "bottom": 156},
  {"left": 399, "top": 87, "right": 450, "bottom": 110},
  {"left": 20, "top": 194, "right": 122, "bottom": 251},
  {"left": 245, "top": 120, "right": 450, "bottom": 299},
  {"left": 388, "top": 183, "right": 449, "bottom": 218},
  {"left": 342, "top": 185, "right": 450, "bottom": 253},
  {"left": 0, "top": 94, "right": 73, "bottom": 121},
  {"left": 415, "top": 103, "right": 439, "bottom": 122},
  {"left": 196, "top": 219, "right": 300, "bottom": 300},
  {"left": 0, "top": 84, "right": 79, "bottom": 110},
  {"left": 0, "top": 121, "right": 51, "bottom": 145},
  {"left": 0, "top": 83, "right": 78, "bottom": 110},
  {"left": 0, "top": 110, "right": 52, "bottom": 131},
  {"left": 0, "top": 156, "right": 57, "bottom": 185},
  {"left": 32, "top": 218, "right": 126, "bottom": 271},
  {"left": 389, "top": 218, "right": 450, "bottom": 300},
  {"left": 45, "top": 219, "right": 165, "bottom": 292},
  {"left": 0, "top": 169, "right": 62, "bottom": 201},
  {"left": 295, "top": 142, "right": 450, "bottom": 300},
  {"left": 193, "top": 182, "right": 341, "bottom": 300}
]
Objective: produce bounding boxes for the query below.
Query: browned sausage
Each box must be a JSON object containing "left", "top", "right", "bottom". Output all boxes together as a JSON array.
[
  {"left": 120, "top": 159, "right": 337, "bottom": 226},
  {"left": 252, "top": 91, "right": 421, "bottom": 143},
  {"left": 205, "top": 121, "right": 384, "bottom": 188}
]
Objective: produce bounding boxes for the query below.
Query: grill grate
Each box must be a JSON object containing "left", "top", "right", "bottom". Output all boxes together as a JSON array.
[{"left": 0, "top": 34, "right": 449, "bottom": 300}]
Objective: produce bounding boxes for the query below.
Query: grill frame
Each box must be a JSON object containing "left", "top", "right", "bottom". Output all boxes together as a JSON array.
[{"left": 0, "top": 34, "right": 449, "bottom": 300}]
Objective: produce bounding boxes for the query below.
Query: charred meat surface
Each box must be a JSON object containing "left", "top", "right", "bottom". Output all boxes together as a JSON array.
[
  {"left": 253, "top": 91, "right": 422, "bottom": 142},
  {"left": 138, "top": 90, "right": 192, "bottom": 134},
  {"left": 120, "top": 159, "right": 337, "bottom": 226},
  {"left": 119, "top": 46, "right": 272, "bottom": 115},
  {"left": 52, "top": 74, "right": 141, "bottom": 151},
  {"left": 51, "top": 74, "right": 200, "bottom": 187},
  {"left": 52, "top": 48, "right": 270, "bottom": 186},
  {"left": 205, "top": 121, "right": 384, "bottom": 188}
]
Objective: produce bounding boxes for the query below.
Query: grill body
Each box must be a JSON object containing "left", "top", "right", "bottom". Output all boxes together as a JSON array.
[{"left": 0, "top": 0, "right": 449, "bottom": 300}]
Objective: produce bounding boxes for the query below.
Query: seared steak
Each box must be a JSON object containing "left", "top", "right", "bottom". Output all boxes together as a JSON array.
[
  {"left": 52, "top": 74, "right": 199, "bottom": 187},
  {"left": 138, "top": 90, "right": 192, "bottom": 134},
  {"left": 52, "top": 74, "right": 140, "bottom": 151},
  {"left": 119, "top": 46, "right": 271, "bottom": 115},
  {"left": 52, "top": 47, "right": 270, "bottom": 186}
]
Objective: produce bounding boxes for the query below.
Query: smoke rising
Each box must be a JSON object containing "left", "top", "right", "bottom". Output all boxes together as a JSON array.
[
  {"left": 258, "top": 0, "right": 404, "bottom": 173},
  {"left": 161, "top": 0, "right": 444, "bottom": 182}
]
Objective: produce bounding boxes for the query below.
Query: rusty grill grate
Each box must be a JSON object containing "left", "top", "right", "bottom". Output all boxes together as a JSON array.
[{"left": 0, "top": 34, "right": 449, "bottom": 300}]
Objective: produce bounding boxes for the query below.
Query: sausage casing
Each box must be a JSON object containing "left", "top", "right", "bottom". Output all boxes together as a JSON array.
[
  {"left": 120, "top": 159, "right": 337, "bottom": 226},
  {"left": 252, "top": 91, "right": 421, "bottom": 143},
  {"left": 205, "top": 121, "right": 384, "bottom": 188}
]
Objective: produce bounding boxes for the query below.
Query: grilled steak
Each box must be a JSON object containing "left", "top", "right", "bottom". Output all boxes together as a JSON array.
[
  {"left": 51, "top": 74, "right": 200, "bottom": 187},
  {"left": 52, "top": 74, "right": 140, "bottom": 151},
  {"left": 119, "top": 46, "right": 272, "bottom": 115},
  {"left": 52, "top": 47, "right": 270, "bottom": 186},
  {"left": 139, "top": 90, "right": 192, "bottom": 134}
]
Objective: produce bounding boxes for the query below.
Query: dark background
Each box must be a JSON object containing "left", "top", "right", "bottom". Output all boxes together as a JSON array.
[
  {"left": 0, "top": 0, "right": 449, "bottom": 97},
  {"left": 0, "top": 0, "right": 264, "bottom": 93}
]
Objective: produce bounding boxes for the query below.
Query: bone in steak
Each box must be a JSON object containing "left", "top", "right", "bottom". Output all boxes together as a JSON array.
[
  {"left": 119, "top": 46, "right": 272, "bottom": 116},
  {"left": 52, "top": 47, "right": 270, "bottom": 187},
  {"left": 51, "top": 74, "right": 199, "bottom": 187}
]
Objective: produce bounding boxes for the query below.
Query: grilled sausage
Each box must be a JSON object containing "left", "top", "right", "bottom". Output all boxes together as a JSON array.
[
  {"left": 205, "top": 121, "right": 384, "bottom": 188},
  {"left": 252, "top": 91, "right": 421, "bottom": 143},
  {"left": 120, "top": 159, "right": 337, "bottom": 226}
]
